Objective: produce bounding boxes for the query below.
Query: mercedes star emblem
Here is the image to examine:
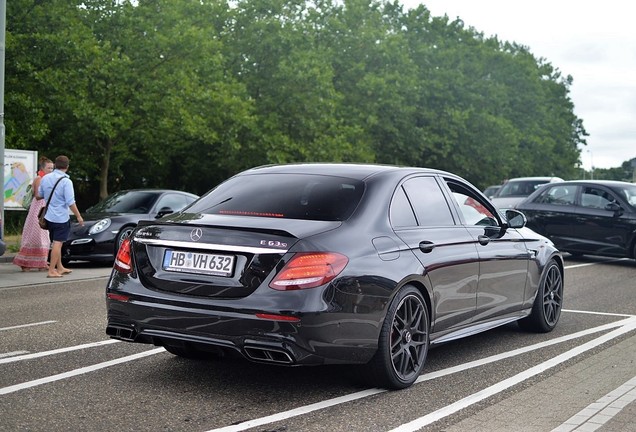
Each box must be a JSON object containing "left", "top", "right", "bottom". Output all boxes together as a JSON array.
[{"left": 190, "top": 228, "right": 203, "bottom": 242}]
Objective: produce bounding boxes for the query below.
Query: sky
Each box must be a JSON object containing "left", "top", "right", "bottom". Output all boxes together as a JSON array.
[{"left": 401, "top": 0, "right": 636, "bottom": 170}]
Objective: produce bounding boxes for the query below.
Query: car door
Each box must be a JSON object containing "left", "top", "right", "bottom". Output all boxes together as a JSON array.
[
  {"left": 390, "top": 176, "right": 479, "bottom": 333},
  {"left": 443, "top": 179, "right": 531, "bottom": 322},
  {"left": 574, "top": 185, "right": 632, "bottom": 256},
  {"left": 519, "top": 184, "right": 580, "bottom": 251}
]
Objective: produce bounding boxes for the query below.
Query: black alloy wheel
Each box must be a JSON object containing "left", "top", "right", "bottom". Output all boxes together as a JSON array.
[
  {"left": 362, "top": 285, "right": 430, "bottom": 389},
  {"left": 519, "top": 260, "right": 563, "bottom": 333},
  {"left": 115, "top": 226, "right": 135, "bottom": 254}
]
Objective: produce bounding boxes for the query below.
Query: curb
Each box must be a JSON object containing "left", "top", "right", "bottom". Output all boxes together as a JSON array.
[{"left": 0, "top": 254, "right": 16, "bottom": 264}]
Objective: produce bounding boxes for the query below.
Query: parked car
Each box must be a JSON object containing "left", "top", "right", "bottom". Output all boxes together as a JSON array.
[
  {"left": 105, "top": 164, "right": 564, "bottom": 389},
  {"left": 483, "top": 184, "right": 502, "bottom": 199},
  {"left": 491, "top": 176, "right": 564, "bottom": 209},
  {"left": 0, "top": 237, "right": 5, "bottom": 256},
  {"left": 63, "top": 189, "right": 199, "bottom": 264},
  {"left": 516, "top": 180, "right": 636, "bottom": 260}
]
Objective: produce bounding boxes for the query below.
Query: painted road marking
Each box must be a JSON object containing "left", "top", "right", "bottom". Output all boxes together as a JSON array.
[
  {"left": 206, "top": 314, "right": 635, "bottom": 432},
  {"left": 0, "top": 340, "right": 120, "bottom": 365},
  {"left": 0, "top": 320, "right": 57, "bottom": 331},
  {"left": 388, "top": 316, "right": 636, "bottom": 432},
  {"left": 564, "top": 258, "right": 630, "bottom": 269},
  {"left": 0, "top": 348, "right": 164, "bottom": 395},
  {"left": 0, "top": 351, "right": 29, "bottom": 359},
  {"left": 552, "top": 375, "right": 636, "bottom": 431}
]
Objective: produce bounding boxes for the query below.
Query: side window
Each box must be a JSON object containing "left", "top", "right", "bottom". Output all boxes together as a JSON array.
[
  {"left": 402, "top": 177, "right": 455, "bottom": 227},
  {"left": 154, "top": 194, "right": 188, "bottom": 213},
  {"left": 390, "top": 187, "right": 418, "bottom": 228},
  {"left": 536, "top": 185, "right": 578, "bottom": 206},
  {"left": 447, "top": 182, "right": 498, "bottom": 227},
  {"left": 580, "top": 186, "right": 615, "bottom": 209}
]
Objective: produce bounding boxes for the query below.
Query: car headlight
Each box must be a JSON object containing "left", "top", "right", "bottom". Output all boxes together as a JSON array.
[{"left": 89, "top": 218, "right": 112, "bottom": 235}]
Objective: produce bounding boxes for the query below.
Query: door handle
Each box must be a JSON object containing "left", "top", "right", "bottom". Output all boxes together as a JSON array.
[
  {"left": 419, "top": 241, "right": 435, "bottom": 253},
  {"left": 477, "top": 235, "right": 490, "bottom": 246}
]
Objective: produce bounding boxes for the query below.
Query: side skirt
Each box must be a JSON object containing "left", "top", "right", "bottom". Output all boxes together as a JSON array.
[{"left": 430, "top": 310, "right": 531, "bottom": 345}]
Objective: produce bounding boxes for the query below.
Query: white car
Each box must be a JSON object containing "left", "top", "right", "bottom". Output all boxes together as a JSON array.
[{"left": 491, "top": 176, "right": 564, "bottom": 209}]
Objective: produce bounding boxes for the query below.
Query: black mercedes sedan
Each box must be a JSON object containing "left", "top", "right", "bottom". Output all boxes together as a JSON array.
[
  {"left": 63, "top": 189, "right": 199, "bottom": 264},
  {"left": 516, "top": 180, "right": 636, "bottom": 260},
  {"left": 106, "top": 164, "right": 564, "bottom": 389}
]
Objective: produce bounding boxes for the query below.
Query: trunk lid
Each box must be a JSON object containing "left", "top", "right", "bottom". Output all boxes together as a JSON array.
[{"left": 130, "top": 214, "right": 341, "bottom": 298}]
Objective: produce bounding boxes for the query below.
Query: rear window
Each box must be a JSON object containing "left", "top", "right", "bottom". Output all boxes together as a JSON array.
[
  {"left": 188, "top": 174, "right": 365, "bottom": 221},
  {"left": 498, "top": 180, "right": 550, "bottom": 198}
]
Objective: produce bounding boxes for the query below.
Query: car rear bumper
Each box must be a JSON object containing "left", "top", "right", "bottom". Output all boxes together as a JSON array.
[{"left": 105, "top": 285, "right": 383, "bottom": 366}]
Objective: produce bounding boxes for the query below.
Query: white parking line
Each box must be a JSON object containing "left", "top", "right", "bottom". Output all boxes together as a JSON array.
[
  {"left": 0, "top": 351, "right": 29, "bottom": 359},
  {"left": 564, "top": 258, "right": 630, "bottom": 269},
  {"left": 0, "top": 320, "right": 57, "bottom": 331},
  {"left": 205, "top": 316, "right": 635, "bottom": 432},
  {"left": 563, "top": 309, "right": 635, "bottom": 318},
  {"left": 0, "top": 348, "right": 164, "bottom": 395},
  {"left": 552, "top": 375, "right": 636, "bottom": 432},
  {"left": 388, "top": 317, "right": 636, "bottom": 432},
  {"left": 0, "top": 340, "right": 120, "bottom": 365}
]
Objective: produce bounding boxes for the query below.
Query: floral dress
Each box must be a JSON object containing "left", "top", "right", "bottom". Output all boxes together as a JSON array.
[{"left": 13, "top": 173, "right": 50, "bottom": 270}]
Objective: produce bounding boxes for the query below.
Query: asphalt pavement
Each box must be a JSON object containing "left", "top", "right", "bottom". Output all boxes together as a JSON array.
[
  {"left": 0, "top": 251, "right": 113, "bottom": 289},
  {"left": 2, "top": 249, "right": 635, "bottom": 431}
]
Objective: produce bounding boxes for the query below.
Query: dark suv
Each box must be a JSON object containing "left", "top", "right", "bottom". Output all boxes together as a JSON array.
[{"left": 517, "top": 180, "right": 636, "bottom": 259}]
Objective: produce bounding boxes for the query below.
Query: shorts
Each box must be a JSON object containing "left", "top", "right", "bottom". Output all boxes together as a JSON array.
[{"left": 47, "top": 220, "right": 71, "bottom": 243}]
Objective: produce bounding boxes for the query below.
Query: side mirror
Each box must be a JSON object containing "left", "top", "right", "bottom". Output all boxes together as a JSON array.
[
  {"left": 605, "top": 202, "right": 623, "bottom": 216},
  {"left": 505, "top": 209, "right": 526, "bottom": 229},
  {"left": 155, "top": 206, "right": 174, "bottom": 219}
]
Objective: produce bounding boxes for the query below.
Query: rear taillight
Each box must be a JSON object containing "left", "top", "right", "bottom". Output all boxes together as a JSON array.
[
  {"left": 114, "top": 238, "right": 133, "bottom": 274},
  {"left": 269, "top": 252, "right": 348, "bottom": 290},
  {"left": 107, "top": 293, "right": 130, "bottom": 302}
]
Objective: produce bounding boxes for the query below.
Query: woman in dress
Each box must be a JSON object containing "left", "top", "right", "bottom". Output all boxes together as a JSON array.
[{"left": 13, "top": 157, "right": 55, "bottom": 271}]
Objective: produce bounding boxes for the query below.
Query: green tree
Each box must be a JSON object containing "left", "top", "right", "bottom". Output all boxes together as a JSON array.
[{"left": 6, "top": 0, "right": 591, "bottom": 204}]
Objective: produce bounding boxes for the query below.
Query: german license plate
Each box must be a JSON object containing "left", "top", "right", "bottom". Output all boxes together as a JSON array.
[{"left": 163, "top": 250, "right": 235, "bottom": 277}]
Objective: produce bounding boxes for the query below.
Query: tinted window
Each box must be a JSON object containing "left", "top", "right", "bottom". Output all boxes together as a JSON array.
[
  {"left": 618, "top": 184, "right": 636, "bottom": 208},
  {"left": 390, "top": 187, "right": 418, "bottom": 228},
  {"left": 580, "top": 186, "right": 616, "bottom": 209},
  {"left": 154, "top": 194, "right": 190, "bottom": 212},
  {"left": 402, "top": 177, "right": 454, "bottom": 227},
  {"left": 498, "top": 180, "right": 551, "bottom": 198},
  {"left": 189, "top": 174, "right": 364, "bottom": 221},
  {"left": 535, "top": 185, "right": 578, "bottom": 206},
  {"left": 447, "top": 182, "right": 498, "bottom": 226},
  {"left": 86, "top": 191, "right": 160, "bottom": 214}
]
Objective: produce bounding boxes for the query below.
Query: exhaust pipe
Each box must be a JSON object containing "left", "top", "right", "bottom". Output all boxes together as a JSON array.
[
  {"left": 106, "top": 325, "right": 136, "bottom": 341},
  {"left": 244, "top": 346, "right": 294, "bottom": 364}
]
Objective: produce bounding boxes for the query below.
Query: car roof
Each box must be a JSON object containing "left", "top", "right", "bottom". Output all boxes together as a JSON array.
[
  {"left": 241, "top": 163, "right": 455, "bottom": 181},
  {"left": 505, "top": 176, "right": 564, "bottom": 182},
  {"left": 540, "top": 180, "right": 634, "bottom": 187},
  {"left": 114, "top": 188, "right": 198, "bottom": 196}
]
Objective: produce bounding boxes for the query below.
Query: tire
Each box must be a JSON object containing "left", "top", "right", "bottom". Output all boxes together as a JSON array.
[
  {"left": 360, "top": 285, "right": 430, "bottom": 389},
  {"left": 518, "top": 259, "right": 563, "bottom": 333},
  {"left": 114, "top": 226, "right": 135, "bottom": 255}
]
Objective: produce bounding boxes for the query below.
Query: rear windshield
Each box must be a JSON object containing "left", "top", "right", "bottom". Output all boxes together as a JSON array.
[
  {"left": 187, "top": 173, "right": 365, "bottom": 221},
  {"left": 497, "top": 180, "right": 550, "bottom": 198}
]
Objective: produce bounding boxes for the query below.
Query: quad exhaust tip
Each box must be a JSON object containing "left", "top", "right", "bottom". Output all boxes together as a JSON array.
[
  {"left": 244, "top": 346, "right": 294, "bottom": 364},
  {"left": 106, "top": 325, "right": 136, "bottom": 342}
]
